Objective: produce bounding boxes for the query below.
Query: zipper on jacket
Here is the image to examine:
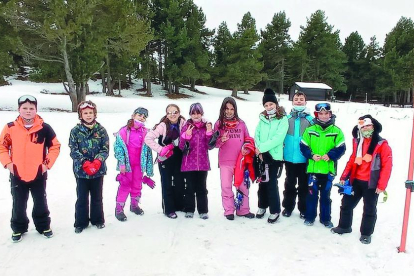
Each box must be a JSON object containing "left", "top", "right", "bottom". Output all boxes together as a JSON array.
[{"left": 197, "top": 128, "right": 200, "bottom": 171}]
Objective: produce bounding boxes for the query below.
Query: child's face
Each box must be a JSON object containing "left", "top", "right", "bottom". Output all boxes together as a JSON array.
[
  {"left": 225, "top": 103, "right": 235, "bottom": 118},
  {"left": 81, "top": 108, "right": 95, "bottom": 123},
  {"left": 191, "top": 112, "right": 202, "bottom": 122},
  {"left": 264, "top": 102, "right": 276, "bottom": 111},
  {"left": 133, "top": 113, "right": 146, "bottom": 123},
  {"left": 166, "top": 107, "right": 179, "bottom": 124},
  {"left": 19, "top": 102, "right": 37, "bottom": 121},
  {"left": 293, "top": 95, "right": 306, "bottom": 106},
  {"left": 317, "top": 110, "right": 331, "bottom": 122}
]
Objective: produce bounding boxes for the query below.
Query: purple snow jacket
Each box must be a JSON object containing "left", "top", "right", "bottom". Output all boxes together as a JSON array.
[{"left": 179, "top": 119, "right": 211, "bottom": 172}]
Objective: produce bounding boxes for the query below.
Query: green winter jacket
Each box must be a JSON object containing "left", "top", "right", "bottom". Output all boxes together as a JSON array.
[
  {"left": 254, "top": 114, "right": 289, "bottom": 161},
  {"left": 300, "top": 123, "right": 345, "bottom": 174}
]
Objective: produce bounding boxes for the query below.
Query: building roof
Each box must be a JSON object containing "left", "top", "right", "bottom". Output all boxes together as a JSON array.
[{"left": 295, "top": 82, "right": 332, "bottom": 90}]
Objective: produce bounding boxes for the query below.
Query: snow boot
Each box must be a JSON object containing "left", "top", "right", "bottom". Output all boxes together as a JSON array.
[
  {"left": 256, "top": 208, "right": 266, "bottom": 219},
  {"left": 11, "top": 232, "right": 23, "bottom": 243},
  {"left": 199, "top": 213, "right": 209, "bottom": 220},
  {"left": 185, "top": 212, "right": 194, "bottom": 218},
  {"left": 225, "top": 214, "right": 235, "bottom": 220},
  {"left": 282, "top": 209, "right": 292, "bottom": 217},
  {"left": 267, "top": 213, "right": 280, "bottom": 224},
  {"left": 331, "top": 226, "right": 352, "bottom": 235},
  {"left": 115, "top": 202, "right": 127, "bottom": 221},
  {"left": 360, "top": 235, "right": 372, "bottom": 244}
]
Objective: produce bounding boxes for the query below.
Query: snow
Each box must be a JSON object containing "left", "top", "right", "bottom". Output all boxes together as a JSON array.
[
  {"left": 295, "top": 82, "right": 333, "bottom": 90},
  {"left": 0, "top": 77, "right": 413, "bottom": 276}
]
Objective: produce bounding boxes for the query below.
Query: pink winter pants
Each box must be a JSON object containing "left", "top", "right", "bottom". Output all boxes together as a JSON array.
[
  {"left": 220, "top": 165, "right": 250, "bottom": 216},
  {"left": 116, "top": 164, "right": 143, "bottom": 205}
]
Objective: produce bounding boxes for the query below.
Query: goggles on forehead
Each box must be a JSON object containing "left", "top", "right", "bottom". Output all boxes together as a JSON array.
[
  {"left": 167, "top": 110, "right": 179, "bottom": 116},
  {"left": 134, "top": 107, "right": 148, "bottom": 118},
  {"left": 18, "top": 95, "right": 37, "bottom": 105},
  {"left": 315, "top": 102, "right": 331, "bottom": 112},
  {"left": 79, "top": 102, "right": 95, "bottom": 110}
]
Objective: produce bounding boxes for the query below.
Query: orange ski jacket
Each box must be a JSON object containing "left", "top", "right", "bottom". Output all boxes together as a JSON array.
[{"left": 0, "top": 115, "right": 61, "bottom": 182}]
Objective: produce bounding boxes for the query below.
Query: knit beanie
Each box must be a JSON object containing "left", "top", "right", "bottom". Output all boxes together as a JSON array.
[
  {"left": 352, "top": 115, "right": 382, "bottom": 165},
  {"left": 262, "top": 88, "right": 278, "bottom": 106}
]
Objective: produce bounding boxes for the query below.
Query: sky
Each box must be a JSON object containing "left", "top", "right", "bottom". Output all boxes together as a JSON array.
[
  {"left": 0, "top": 76, "right": 413, "bottom": 275},
  {"left": 193, "top": 0, "right": 414, "bottom": 45}
]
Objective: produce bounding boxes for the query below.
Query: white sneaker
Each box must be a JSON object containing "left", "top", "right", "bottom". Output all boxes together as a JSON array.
[
  {"left": 199, "top": 213, "right": 209, "bottom": 220},
  {"left": 256, "top": 208, "right": 266, "bottom": 218},
  {"left": 267, "top": 213, "right": 280, "bottom": 224},
  {"left": 185, "top": 212, "right": 194, "bottom": 218}
]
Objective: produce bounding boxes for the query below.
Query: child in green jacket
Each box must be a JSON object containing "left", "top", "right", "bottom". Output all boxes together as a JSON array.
[{"left": 300, "top": 103, "right": 345, "bottom": 228}]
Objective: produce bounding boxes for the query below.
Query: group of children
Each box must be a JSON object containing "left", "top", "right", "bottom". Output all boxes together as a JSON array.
[{"left": 0, "top": 90, "right": 392, "bottom": 245}]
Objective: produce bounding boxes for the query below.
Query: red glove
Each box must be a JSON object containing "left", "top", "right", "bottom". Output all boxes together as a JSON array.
[{"left": 82, "top": 160, "right": 102, "bottom": 176}]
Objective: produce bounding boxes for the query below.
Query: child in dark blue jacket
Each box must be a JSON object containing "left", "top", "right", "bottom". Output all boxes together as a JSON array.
[{"left": 69, "top": 101, "right": 109, "bottom": 234}]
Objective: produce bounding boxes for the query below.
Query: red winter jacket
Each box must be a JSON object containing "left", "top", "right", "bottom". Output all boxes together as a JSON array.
[
  {"left": 234, "top": 137, "right": 256, "bottom": 188},
  {"left": 341, "top": 137, "right": 392, "bottom": 190}
]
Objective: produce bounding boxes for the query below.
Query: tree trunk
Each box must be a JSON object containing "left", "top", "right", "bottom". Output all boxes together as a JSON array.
[
  {"left": 146, "top": 79, "right": 152, "bottom": 96},
  {"left": 100, "top": 69, "right": 106, "bottom": 94},
  {"left": 62, "top": 36, "right": 77, "bottom": 112},
  {"left": 75, "top": 82, "right": 86, "bottom": 104},
  {"left": 118, "top": 79, "right": 122, "bottom": 95},
  {"left": 243, "top": 88, "right": 249, "bottom": 94},
  {"left": 168, "top": 80, "right": 172, "bottom": 94},
  {"left": 174, "top": 83, "right": 179, "bottom": 94},
  {"left": 106, "top": 54, "right": 114, "bottom": 96},
  {"left": 143, "top": 78, "right": 147, "bottom": 90},
  {"left": 86, "top": 83, "right": 90, "bottom": 95},
  {"left": 158, "top": 42, "right": 163, "bottom": 86},
  {"left": 231, "top": 88, "right": 238, "bottom": 97},
  {"left": 279, "top": 58, "right": 284, "bottom": 94},
  {"left": 191, "top": 78, "right": 196, "bottom": 91}
]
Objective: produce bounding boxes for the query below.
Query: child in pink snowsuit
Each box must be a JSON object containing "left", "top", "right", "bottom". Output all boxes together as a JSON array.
[
  {"left": 114, "top": 107, "right": 154, "bottom": 221},
  {"left": 212, "top": 97, "right": 254, "bottom": 220}
]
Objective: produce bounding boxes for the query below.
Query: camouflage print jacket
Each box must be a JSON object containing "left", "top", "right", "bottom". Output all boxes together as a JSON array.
[{"left": 69, "top": 122, "right": 109, "bottom": 179}]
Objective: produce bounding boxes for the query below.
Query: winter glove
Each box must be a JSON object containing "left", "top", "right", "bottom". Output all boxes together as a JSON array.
[
  {"left": 142, "top": 176, "right": 156, "bottom": 189},
  {"left": 160, "top": 144, "right": 174, "bottom": 157},
  {"left": 334, "top": 180, "right": 354, "bottom": 196},
  {"left": 308, "top": 174, "right": 317, "bottom": 195},
  {"left": 82, "top": 160, "right": 102, "bottom": 176},
  {"left": 234, "top": 190, "right": 244, "bottom": 210}
]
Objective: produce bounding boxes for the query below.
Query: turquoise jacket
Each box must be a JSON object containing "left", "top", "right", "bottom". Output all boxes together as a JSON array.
[
  {"left": 255, "top": 113, "right": 289, "bottom": 161},
  {"left": 283, "top": 109, "right": 313, "bottom": 163},
  {"left": 113, "top": 133, "right": 154, "bottom": 177}
]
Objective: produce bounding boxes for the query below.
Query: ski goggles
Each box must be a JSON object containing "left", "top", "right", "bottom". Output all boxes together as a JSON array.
[
  {"left": 79, "top": 102, "right": 95, "bottom": 110},
  {"left": 315, "top": 102, "right": 331, "bottom": 112},
  {"left": 167, "top": 110, "right": 179, "bottom": 116},
  {"left": 18, "top": 95, "right": 37, "bottom": 105},
  {"left": 133, "top": 107, "right": 148, "bottom": 118}
]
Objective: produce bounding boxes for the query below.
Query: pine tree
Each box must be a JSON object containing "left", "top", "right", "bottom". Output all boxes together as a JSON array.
[
  {"left": 260, "top": 11, "right": 292, "bottom": 94},
  {"left": 296, "top": 10, "right": 347, "bottom": 92},
  {"left": 382, "top": 17, "right": 414, "bottom": 104},
  {"left": 212, "top": 22, "right": 233, "bottom": 88},
  {"left": 342, "top": 31, "right": 365, "bottom": 100},
  {"left": 226, "top": 12, "right": 264, "bottom": 96}
]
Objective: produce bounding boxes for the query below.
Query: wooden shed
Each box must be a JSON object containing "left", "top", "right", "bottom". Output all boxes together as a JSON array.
[{"left": 289, "top": 82, "right": 333, "bottom": 101}]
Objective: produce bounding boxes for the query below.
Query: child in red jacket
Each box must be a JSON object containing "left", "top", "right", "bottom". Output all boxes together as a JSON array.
[{"left": 331, "top": 115, "right": 392, "bottom": 244}]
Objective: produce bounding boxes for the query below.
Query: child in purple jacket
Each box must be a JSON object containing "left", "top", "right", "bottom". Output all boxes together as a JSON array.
[
  {"left": 179, "top": 103, "right": 212, "bottom": 219},
  {"left": 213, "top": 97, "right": 254, "bottom": 220}
]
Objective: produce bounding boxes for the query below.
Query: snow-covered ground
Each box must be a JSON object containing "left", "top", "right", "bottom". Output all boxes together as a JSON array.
[{"left": 0, "top": 78, "right": 413, "bottom": 276}]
